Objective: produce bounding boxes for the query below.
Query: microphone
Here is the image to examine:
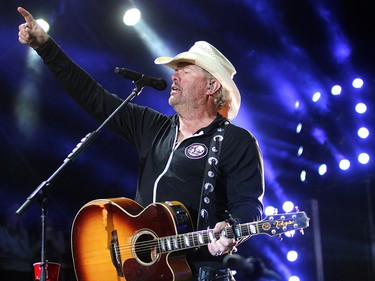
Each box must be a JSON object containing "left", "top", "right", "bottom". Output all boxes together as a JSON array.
[{"left": 114, "top": 67, "right": 167, "bottom": 91}]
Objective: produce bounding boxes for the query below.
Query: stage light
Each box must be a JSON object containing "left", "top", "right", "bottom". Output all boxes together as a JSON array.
[
  {"left": 296, "top": 123, "right": 302, "bottom": 134},
  {"left": 36, "top": 19, "right": 50, "bottom": 32},
  {"left": 284, "top": 230, "right": 296, "bottom": 238},
  {"left": 264, "top": 206, "right": 276, "bottom": 216},
  {"left": 300, "top": 170, "right": 306, "bottom": 182},
  {"left": 339, "top": 159, "right": 350, "bottom": 170},
  {"left": 318, "top": 164, "right": 327, "bottom": 176},
  {"left": 355, "top": 102, "right": 367, "bottom": 114},
  {"left": 352, "top": 78, "right": 364, "bottom": 88},
  {"left": 295, "top": 100, "right": 300, "bottom": 109},
  {"left": 357, "top": 127, "right": 369, "bottom": 139},
  {"left": 312, "top": 91, "right": 321, "bottom": 102},
  {"left": 358, "top": 153, "right": 370, "bottom": 165},
  {"left": 282, "top": 201, "right": 294, "bottom": 213},
  {"left": 287, "top": 250, "right": 298, "bottom": 262},
  {"left": 289, "top": 276, "right": 300, "bottom": 281},
  {"left": 331, "top": 85, "right": 342, "bottom": 95},
  {"left": 123, "top": 8, "right": 141, "bottom": 26},
  {"left": 297, "top": 146, "right": 303, "bottom": 157}
]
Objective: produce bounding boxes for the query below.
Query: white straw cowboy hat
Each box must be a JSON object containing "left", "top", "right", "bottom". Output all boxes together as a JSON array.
[{"left": 154, "top": 41, "right": 241, "bottom": 120}]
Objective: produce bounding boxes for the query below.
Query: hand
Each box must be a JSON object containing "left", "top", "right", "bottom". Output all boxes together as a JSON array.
[
  {"left": 17, "top": 7, "right": 50, "bottom": 49},
  {"left": 207, "top": 221, "right": 238, "bottom": 256}
]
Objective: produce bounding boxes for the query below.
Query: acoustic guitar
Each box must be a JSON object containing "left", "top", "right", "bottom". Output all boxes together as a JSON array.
[{"left": 71, "top": 198, "right": 309, "bottom": 281}]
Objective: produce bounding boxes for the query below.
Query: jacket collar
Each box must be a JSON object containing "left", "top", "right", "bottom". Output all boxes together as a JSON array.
[{"left": 172, "top": 113, "right": 230, "bottom": 135}]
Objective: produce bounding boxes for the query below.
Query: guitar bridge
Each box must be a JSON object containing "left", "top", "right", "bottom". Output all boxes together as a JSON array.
[{"left": 110, "top": 230, "right": 124, "bottom": 277}]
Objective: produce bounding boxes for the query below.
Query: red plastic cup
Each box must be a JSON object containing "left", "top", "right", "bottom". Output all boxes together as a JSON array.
[{"left": 33, "top": 262, "right": 61, "bottom": 281}]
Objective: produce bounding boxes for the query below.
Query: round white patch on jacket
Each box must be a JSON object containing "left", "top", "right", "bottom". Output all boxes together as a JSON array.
[{"left": 185, "top": 143, "right": 208, "bottom": 159}]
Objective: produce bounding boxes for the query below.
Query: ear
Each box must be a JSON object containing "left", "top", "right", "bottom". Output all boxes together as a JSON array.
[{"left": 207, "top": 79, "right": 220, "bottom": 95}]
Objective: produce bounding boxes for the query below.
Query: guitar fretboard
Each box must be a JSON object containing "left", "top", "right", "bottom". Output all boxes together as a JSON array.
[
  {"left": 155, "top": 211, "right": 307, "bottom": 254},
  {"left": 156, "top": 222, "right": 258, "bottom": 253}
]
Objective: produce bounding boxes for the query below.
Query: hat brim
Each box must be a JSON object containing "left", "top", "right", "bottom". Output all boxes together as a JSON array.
[{"left": 155, "top": 52, "right": 241, "bottom": 120}]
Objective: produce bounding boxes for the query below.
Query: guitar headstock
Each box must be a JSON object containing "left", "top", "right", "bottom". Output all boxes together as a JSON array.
[{"left": 259, "top": 211, "right": 310, "bottom": 237}]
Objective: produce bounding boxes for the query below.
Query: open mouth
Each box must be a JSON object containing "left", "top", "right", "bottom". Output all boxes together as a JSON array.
[{"left": 171, "top": 84, "right": 180, "bottom": 94}]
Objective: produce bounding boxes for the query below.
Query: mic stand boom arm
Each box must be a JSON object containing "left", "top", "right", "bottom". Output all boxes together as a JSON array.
[{"left": 15, "top": 76, "right": 149, "bottom": 281}]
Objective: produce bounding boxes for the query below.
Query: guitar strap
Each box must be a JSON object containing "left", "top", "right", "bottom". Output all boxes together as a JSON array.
[{"left": 196, "top": 119, "right": 229, "bottom": 231}]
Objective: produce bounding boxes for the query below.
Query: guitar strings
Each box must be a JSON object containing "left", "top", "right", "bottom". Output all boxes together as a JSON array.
[
  {"left": 108, "top": 225, "right": 251, "bottom": 256},
  {"left": 110, "top": 219, "right": 304, "bottom": 256},
  {"left": 80, "top": 218, "right": 304, "bottom": 257},
  {"left": 106, "top": 229, "right": 231, "bottom": 257}
]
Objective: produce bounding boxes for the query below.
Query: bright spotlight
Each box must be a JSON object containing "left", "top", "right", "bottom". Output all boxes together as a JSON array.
[
  {"left": 352, "top": 78, "right": 364, "bottom": 88},
  {"left": 297, "top": 146, "right": 303, "bottom": 157},
  {"left": 358, "top": 153, "right": 370, "bottom": 164},
  {"left": 289, "top": 276, "right": 300, "bottom": 281},
  {"left": 339, "top": 159, "right": 350, "bottom": 170},
  {"left": 295, "top": 100, "right": 300, "bottom": 109},
  {"left": 284, "top": 230, "right": 296, "bottom": 238},
  {"left": 331, "top": 85, "right": 342, "bottom": 96},
  {"left": 282, "top": 201, "right": 294, "bottom": 213},
  {"left": 358, "top": 127, "right": 369, "bottom": 139},
  {"left": 355, "top": 102, "right": 367, "bottom": 114},
  {"left": 300, "top": 170, "right": 306, "bottom": 182},
  {"left": 287, "top": 250, "right": 298, "bottom": 262},
  {"left": 296, "top": 123, "right": 302, "bottom": 134},
  {"left": 123, "top": 8, "right": 141, "bottom": 26},
  {"left": 264, "top": 206, "right": 276, "bottom": 216},
  {"left": 312, "top": 91, "right": 321, "bottom": 102},
  {"left": 318, "top": 164, "right": 327, "bottom": 176},
  {"left": 36, "top": 19, "right": 50, "bottom": 32}
]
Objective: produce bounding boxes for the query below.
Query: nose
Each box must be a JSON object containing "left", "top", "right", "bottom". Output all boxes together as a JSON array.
[{"left": 171, "top": 71, "right": 180, "bottom": 82}]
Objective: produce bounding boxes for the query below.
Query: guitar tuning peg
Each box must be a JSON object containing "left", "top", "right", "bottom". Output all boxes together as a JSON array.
[
  {"left": 300, "top": 229, "right": 305, "bottom": 235},
  {"left": 295, "top": 206, "right": 300, "bottom": 212}
]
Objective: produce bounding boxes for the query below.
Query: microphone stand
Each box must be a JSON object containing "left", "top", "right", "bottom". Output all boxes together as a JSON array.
[{"left": 16, "top": 76, "right": 149, "bottom": 281}]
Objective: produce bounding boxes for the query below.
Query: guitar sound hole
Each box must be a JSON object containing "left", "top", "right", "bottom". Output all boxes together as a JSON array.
[{"left": 134, "top": 232, "right": 157, "bottom": 264}]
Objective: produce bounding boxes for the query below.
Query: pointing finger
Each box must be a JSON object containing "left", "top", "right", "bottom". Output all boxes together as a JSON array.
[{"left": 17, "top": 7, "right": 36, "bottom": 28}]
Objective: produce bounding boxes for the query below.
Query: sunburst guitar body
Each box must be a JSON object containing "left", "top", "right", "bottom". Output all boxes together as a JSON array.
[{"left": 71, "top": 198, "right": 309, "bottom": 281}]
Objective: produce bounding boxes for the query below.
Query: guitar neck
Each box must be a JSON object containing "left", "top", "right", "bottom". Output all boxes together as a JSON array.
[
  {"left": 156, "top": 211, "right": 307, "bottom": 254},
  {"left": 156, "top": 221, "right": 256, "bottom": 253}
]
